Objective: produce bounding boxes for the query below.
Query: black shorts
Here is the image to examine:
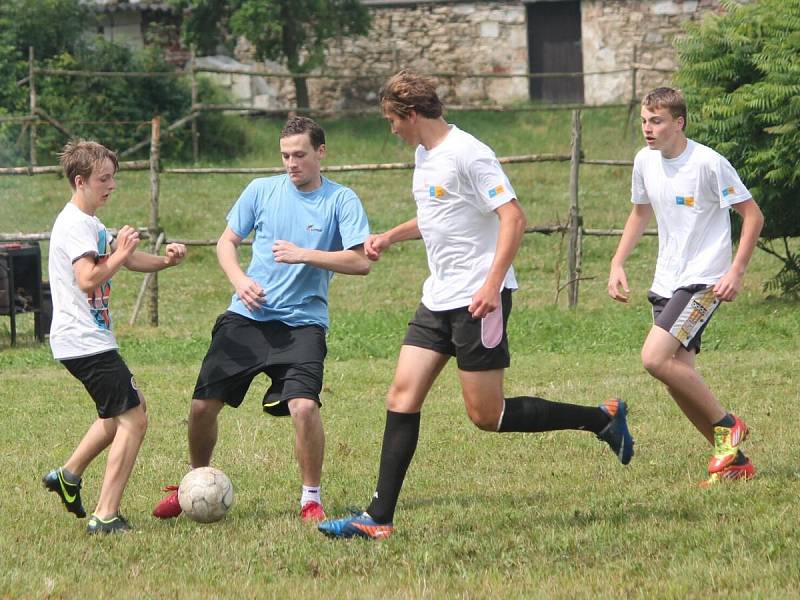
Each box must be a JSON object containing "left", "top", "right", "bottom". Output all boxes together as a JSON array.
[
  {"left": 648, "top": 284, "right": 720, "bottom": 354},
  {"left": 403, "top": 288, "right": 513, "bottom": 371},
  {"left": 61, "top": 350, "right": 141, "bottom": 419},
  {"left": 193, "top": 312, "right": 327, "bottom": 417}
]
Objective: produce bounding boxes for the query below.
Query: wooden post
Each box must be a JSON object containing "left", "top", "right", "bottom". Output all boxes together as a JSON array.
[
  {"left": 567, "top": 109, "right": 583, "bottom": 308},
  {"left": 28, "top": 47, "right": 37, "bottom": 167},
  {"left": 190, "top": 46, "right": 199, "bottom": 164},
  {"left": 148, "top": 117, "right": 161, "bottom": 326}
]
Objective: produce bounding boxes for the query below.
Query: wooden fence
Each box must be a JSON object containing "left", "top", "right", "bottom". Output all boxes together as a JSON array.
[
  {"left": 5, "top": 46, "right": 672, "bottom": 165},
  {"left": 0, "top": 110, "right": 657, "bottom": 328}
]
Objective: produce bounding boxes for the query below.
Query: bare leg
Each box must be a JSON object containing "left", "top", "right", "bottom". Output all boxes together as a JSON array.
[
  {"left": 387, "top": 345, "right": 450, "bottom": 412},
  {"left": 287, "top": 398, "right": 324, "bottom": 487},
  {"left": 641, "top": 326, "right": 726, "bottom": 438},
  {"left": 93, "top": 397, "right": 148, "bottom": 518},
  {"left": 188, "top": 398, "right": 225, "bottom": 468},
  {"left": 63, "top": 418, "right": 118, "bottom": 476},
  {"left": 458, "top": 368, "right": 505, "bottom": 431}
]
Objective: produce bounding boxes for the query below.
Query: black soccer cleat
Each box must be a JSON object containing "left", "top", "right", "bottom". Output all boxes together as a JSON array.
[
  {"left": 86, "top": 513, "right": 132, "bottom": 535},
  {"left": 42, "top": 468, "right": 87, "bottom": 518}
]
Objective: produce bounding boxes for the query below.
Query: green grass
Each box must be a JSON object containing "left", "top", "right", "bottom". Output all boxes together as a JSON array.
[{"left": 1, "top": 107, "right": 800, "bottom": 598}]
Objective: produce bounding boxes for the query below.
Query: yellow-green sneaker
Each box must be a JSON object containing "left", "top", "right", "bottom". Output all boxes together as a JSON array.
[
  {"left": 86, "top": 514, "right": 132, "bottom": 535},
  {"left": 42, "top": 468, "right": 86, "bottom": 518},
  {"left": 708, "top": 415, "right": 749, "bottom": 474}
]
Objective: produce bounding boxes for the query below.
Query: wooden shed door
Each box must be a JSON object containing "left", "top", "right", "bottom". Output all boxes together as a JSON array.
[{"left": 527, "top": 1, "right": 584, "bottom": 103}]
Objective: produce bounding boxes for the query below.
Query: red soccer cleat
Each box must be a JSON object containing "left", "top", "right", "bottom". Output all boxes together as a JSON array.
[
  {"left": 699, "top": 457, "right": 756, "bottom": 488},
  {"left": 300, "top": 501, "right": 326, "bottom": 522},
  {"left": 152, "top": 485, "right": 182, "bottom": 519},
  {"left": 708, "top": 414, "right": 750, "bottom": 473}
]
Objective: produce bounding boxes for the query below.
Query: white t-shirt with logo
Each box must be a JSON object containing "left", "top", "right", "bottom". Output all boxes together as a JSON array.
[
  {"left": 631, "top": 139, "right": 751, "bottom": 298},
  {"left": 413, "top": 125, "right": 518, "bottom": 311},
  {"left": 49, "top": 202, "right": 118, "bottom": 360}
]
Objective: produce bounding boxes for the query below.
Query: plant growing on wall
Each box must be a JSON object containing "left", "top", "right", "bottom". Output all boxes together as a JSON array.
[
  {"left": 675, "top": 0, "right": 800, "bottom": 296},
  {"left": 173, "top": 0, "right": 371, "bottom": 109}
]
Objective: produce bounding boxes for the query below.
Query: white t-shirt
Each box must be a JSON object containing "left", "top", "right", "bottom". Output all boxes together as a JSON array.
[
  {"left": 413, "top": 125, "right": 518, "bottom": 311},
  {"left": 49, "top": 202, "right": 118, "bottom": 360},
  {"left": 631, "top": 139, "right": 751, "bottom": 298}
]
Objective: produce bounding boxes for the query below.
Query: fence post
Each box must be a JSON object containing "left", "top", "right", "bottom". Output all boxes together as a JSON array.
[
  {"left": 567, "top": 109, "right": 583, "bottom": 308},
  {"left": 190, "top": 46, "right": 199, "bottom": 164},
  {"left": 28, "top": 47, "right": 37, "bottom": 167},
  {"left": 148, "top": 117, "right": 161, "bottom": 326}
]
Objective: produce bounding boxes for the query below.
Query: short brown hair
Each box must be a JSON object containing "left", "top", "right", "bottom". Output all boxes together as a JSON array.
[
  {"left": 379, "top": 69, "right": 443, "bottom": 119},
  {"left": 642, "top": 87, "right": 687, "bottom": 130},
  {"left": 58, "top": 140, "right": 119, "bottom": 189},
  {"left": 280, "top": 116, "right": 325, "bottom": 149}
]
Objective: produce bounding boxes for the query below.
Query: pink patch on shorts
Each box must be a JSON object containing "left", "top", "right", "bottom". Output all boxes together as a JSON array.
[{"left": 480, "top": 302, "right": 503, "bottom": 349}]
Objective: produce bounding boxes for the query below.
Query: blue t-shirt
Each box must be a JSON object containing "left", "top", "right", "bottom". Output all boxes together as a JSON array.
[{"left": 226, "top": 174, "right": 369, "bottom": 329}]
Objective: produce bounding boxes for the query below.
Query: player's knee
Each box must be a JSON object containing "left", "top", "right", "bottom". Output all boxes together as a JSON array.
[
  {"left": 288, "top": 397, "right": 319, "bottom": 421},
  {"left": 641, "top": 352, "right": 666, "bottom": 379},
  {"left": 190, "top": 398, "right": 221, "bottom": 423},
  {"left": 466, "top": 406, "right": 499, "bottom": 431}
]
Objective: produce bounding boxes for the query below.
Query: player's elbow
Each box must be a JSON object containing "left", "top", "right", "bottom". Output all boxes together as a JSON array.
[{"left": 353, "top": 257, "right": 371, "bottom": 276}]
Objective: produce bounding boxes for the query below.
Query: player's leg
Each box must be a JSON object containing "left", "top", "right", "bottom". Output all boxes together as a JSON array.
[
  {"left": 287, "top": 397, "right": 325, "bottom": 520},
  {"left": 454, "top": 289, "right": 633, "bottom": 463},
  {"left": 153, "top": 313, "right": 263, "bottom": 519},
  {"left": 318, "top": 344, "right": 449, "bottom": 539},
  {"left": 644, "top": 286, "right": 750, "bottom": 476},
  {"left": 91, "top": 395, "right": 148, "bottom": 523}
]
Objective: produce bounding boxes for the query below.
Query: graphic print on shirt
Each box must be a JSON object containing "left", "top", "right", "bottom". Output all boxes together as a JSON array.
[{"left": 88, "top": 228, "right": 112, "bottom": 331}]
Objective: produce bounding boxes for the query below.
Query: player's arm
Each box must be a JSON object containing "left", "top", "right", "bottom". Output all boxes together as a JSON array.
[
  {"left": 125, "top": 243, "right": 187, "bottom": 273},
  {"left": 272, "top": 242, "right": 370, "bottom": 275},
  {"left": 216, "top": 226, "right": 266, "bottom": 311},
  {"left": 468, "top": 199, "right": 527, "bottom": 318},
  {"left": 713, "top": 198, "right": 764, "bottom": 301},
  {"left": 608, "top": 203, "right": 654, "bottom": 303},
  {"left": 73, "top": 225, "right": 139, "bottom": 293},
  {"left": 364, "top": 217, "right": 421, "bottom": 261}
]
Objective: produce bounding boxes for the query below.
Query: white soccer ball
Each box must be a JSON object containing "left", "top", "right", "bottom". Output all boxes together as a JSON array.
[{"left": 178, "top": 467, "right": 234, "bottom": 523}]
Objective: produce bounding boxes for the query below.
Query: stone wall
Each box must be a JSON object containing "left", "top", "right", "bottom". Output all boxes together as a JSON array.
[
  {"left": 219, "top": 0, "right": 746, "bottom": 110},
  {"left": 581, "top": 0, "right": 737, "bottom": 105}
]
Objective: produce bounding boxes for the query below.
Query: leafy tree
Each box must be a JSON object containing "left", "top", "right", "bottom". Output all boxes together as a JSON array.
[
  {"left": 675, "top": 0, "right": 800, "bottom": 296},
  {"left": 174, "top": 0, "right": 371, "bottom": 108}
]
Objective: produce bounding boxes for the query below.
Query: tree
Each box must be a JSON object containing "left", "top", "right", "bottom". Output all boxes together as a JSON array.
[
  {"left": 174, "top": 0, "right": 371, "bottom": 108},
  {"left": 675, "top": 0, "right": 800, "bottom": 296}
]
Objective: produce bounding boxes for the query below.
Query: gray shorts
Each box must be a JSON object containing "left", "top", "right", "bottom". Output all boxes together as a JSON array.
[{"left": 648, "top": 284, "right": 720, "bottom": 354}]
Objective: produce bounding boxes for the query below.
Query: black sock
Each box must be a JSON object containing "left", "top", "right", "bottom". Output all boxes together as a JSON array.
[
  {"left": 498, "top": 396, "right": 610, "bottom": 434},
  {"left": 733, "top": 450, "right": 747, "bottom": 465},
  {"left": 713, "top": 414, "right": 735, "bottom": 428},
  {"left": 366, "top": 410, "right": 421, "bottom": 524}
]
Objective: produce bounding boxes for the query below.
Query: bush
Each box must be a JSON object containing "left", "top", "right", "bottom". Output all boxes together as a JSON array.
[{"left": 675, "top": 0, "right": 800, "bottom": 295}]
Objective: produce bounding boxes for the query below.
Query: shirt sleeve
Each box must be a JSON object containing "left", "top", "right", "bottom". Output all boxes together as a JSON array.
[
  {"left": 65, "top": 217, "right": 101, "bottom": 264},
  {"left": 226, "top": 179, "right": 260, "bottom": 238},
  {"left": 712, "top": 155, "right": 751, "bottom": 208},
  {"left": 336, "top": 189, "right": 371, "bottom": 250},
  {"left": 631, "top": 150, "right": 650, "bottom": 205},
  {"left": 463, "top": 155, "right": 517, "bottom": 214}
]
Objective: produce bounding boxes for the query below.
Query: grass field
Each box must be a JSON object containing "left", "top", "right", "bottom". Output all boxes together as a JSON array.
[{"left": 1, "top": 107, "right": 799, "bottom": 599}]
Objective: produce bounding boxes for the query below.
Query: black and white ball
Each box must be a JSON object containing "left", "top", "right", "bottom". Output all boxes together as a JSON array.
[{"left": 178, "top": 467, "right": 234, "bottom": 523}]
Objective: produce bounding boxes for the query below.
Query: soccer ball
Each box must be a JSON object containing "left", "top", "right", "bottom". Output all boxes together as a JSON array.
[{"left": 178, "top": 467, "right": 234, "bottom": 523}]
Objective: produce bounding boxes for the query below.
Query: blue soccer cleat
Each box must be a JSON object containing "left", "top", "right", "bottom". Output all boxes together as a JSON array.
[
  {"left": 318, "top": 509, "right": 394, "bottom": 540},
  {"left": 597, "top": 398, "right": 634, "bottom": 465},
  {"left": 42, "top": 467, "right": 86, "bottom": 518}
]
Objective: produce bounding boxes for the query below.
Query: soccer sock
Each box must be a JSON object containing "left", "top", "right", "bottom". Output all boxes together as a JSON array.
[
  {"left": 497, "top": 396, "right": 610, "bottom": 434},
  {"left": 732, "top": 450, "right": 747, "bottom": 465},
  {"left": 713, "top": 414, "right": 736, "bottom": 428},
  {"left": 61, "top": 467, "right": 80, "bottom": 484},
  {"left": 301, "top": 485, "right": 321, "bottom": 507},
  {"left": 366, "top": 410, "right": 421, "bottom": 525}
]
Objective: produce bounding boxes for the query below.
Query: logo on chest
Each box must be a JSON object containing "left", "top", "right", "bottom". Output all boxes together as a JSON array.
[
  {"left": 429, "top": 185, "right": 445, "bottom": 199},
  {"left": 306, "top": 223, "right": 322, "bottom": 233},
  {"left": 675, "top": 195, "right": 695, "bottom": 207}
]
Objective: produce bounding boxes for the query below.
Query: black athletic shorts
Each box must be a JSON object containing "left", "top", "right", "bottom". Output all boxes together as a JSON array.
[
  {"left": 403, "top": 288, "right": 513, "bottom": 371},
  {"left": 648, "top": 284, "right": 720, "bottom": 354},
  {"left": 61, "top": 350, "right": 141, "bottom": 419},
  {"left": 193, "top": 311, "right": 327, "bottom": 417}
]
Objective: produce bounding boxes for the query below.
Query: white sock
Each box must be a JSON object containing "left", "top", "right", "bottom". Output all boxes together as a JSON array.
[{"left": 301, "top": 485, "right": 321, "bottom": 507}]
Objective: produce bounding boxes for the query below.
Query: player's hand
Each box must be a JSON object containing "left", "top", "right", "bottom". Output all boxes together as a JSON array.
[
  {"left": 468, "top": 283, "right": 501, "bottom": 319},
  {"left": 608, "top": 264, "right": 630, "bottom": 303},
  {"left": 164, "top": 243, "right": 187, "bottom": 266},
  {"left": 115, "top": 225, "right": 140, "bottom": 257},
  {"left": 364, "top": 233, "right": 391, "bottom": 261},
  {"left": 272, "top": 240, "right": 307, "bottom": 264},
  {"left": 234, "top": 275, "right": 266, "bottom": 311},
  {"left": 713, "top": 268, "right": 744, "bottom": 302}
]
